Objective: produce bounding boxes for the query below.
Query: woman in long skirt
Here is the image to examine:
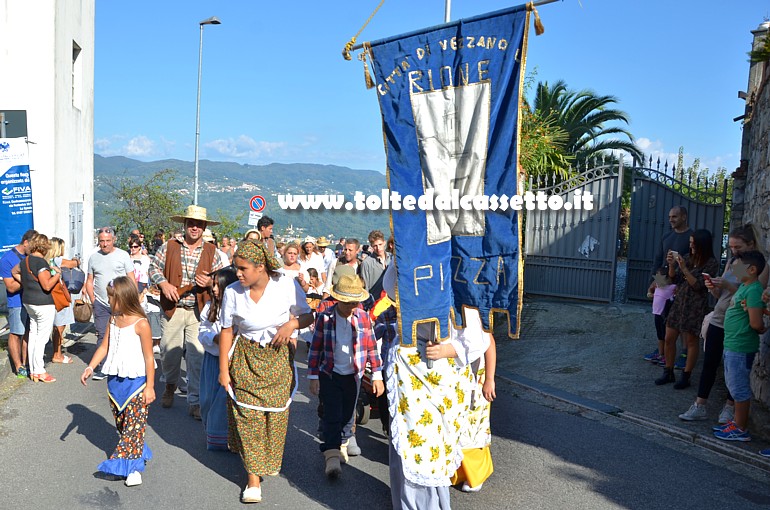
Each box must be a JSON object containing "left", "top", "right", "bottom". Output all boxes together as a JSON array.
[{"left": 218, "top": 240, "right": 313, "bottom": 504}]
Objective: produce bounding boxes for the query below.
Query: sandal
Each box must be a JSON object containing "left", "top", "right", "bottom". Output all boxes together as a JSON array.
[
  {"left": 52, "top": 355, "right": 74, "bottom": 364},
  {"left": 32, "top": 373, "right": 56, "bottom": 383}
]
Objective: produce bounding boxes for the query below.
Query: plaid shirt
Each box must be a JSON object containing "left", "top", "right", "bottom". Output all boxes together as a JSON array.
[
  {"left": 148, "top": 240, "right": 226, "bottom": 307},
  {"left": 307, "top": 304, "right": 382, "bottom": 380}
]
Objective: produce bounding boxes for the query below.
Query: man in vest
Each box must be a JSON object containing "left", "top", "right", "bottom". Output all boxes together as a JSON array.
[{"left": 149, "top": 205, "right": 227, "bottom": 419}]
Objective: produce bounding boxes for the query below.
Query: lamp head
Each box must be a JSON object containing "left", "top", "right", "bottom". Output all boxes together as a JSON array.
[{"left": 200, "top": 16, "right": 221, "bottom": 26}]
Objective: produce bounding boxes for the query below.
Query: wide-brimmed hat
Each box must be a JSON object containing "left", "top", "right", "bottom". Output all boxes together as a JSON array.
[
  {"left": 316, "top": 236, "right": 330, "bottom": 247},
  {"left": 170, "top": 205, "right": 220, "bottom": 226},
  {"left": 330, "top": 274, "right": 369, "bottom": 303},
  {"left": 201, "top": 229, "right": 215, "bottom": 243},
  {"left": 302, "top": 236, "right": 317, "bottom": 246}
]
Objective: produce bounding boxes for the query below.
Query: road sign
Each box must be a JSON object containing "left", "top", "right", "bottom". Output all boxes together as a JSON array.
[
  {"left": 248, "top": 210, "right": 263, "bottom": 226},
  {"left": 249, "top": 195, "right": 266, "bottom": 212}
]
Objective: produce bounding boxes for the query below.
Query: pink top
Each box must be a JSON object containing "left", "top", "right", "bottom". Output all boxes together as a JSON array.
[{"left": 652, "top": 284, "right": 676, "bottom": 315}]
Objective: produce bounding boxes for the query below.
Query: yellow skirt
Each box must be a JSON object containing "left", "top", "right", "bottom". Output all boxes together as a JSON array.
[{"left": 450, "top": 446, "right": 493, "bottom": 488}]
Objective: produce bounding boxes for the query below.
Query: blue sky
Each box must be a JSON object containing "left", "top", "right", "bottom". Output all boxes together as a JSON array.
[{"left": 95, "top": 0, "right": 770, "bottom": 174}]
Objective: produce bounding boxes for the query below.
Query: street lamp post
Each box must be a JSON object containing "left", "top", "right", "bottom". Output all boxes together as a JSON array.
[{"left": 193, "top": 16, "right": 221, "bottom": 206}]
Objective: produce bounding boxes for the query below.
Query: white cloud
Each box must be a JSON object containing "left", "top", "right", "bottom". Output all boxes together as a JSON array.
[
  {"left": 204, "top": 135, "right": 286, "bottom": 159},
  {"left": 633, "top": 137, "right": 734, "bottom": 174},
  {"left": 124, "top": 135, "right": 156, "bottom": 157}
]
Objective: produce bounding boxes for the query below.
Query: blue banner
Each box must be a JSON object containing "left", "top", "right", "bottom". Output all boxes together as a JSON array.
[
  {"left": 369, "top": 5, "right": 528, "bottom": 344},
  {"left": 0, "top": 138, "right": 34, "bottom": 252}
]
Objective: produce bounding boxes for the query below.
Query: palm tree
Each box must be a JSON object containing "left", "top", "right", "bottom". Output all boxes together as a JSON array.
[
  {"left": 533, "top": 80, "right": 643, "bottom": 164},
  {"left": 519, "top": 105, "right": 573, "bottom": 179}
]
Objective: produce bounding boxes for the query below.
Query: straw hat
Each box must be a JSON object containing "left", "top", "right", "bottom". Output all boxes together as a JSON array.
[
  {"left": 201, "top": 229, "right": 215, "bottom": 243},
  {"left": 316, "top": 236, "right": 330, "bottom": 247},
  {"left": 330, "top": 274, "right": 369, "bottom": 303},
  {"left": 331, "top": 264, "right": 356, "bottom": 285},
  {"left": 170, "top": 205, "right": 220, "bottom": 226}
]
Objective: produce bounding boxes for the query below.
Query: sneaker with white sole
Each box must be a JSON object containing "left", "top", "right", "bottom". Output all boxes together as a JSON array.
[
  {"left": 674, "top": 353, "right": 687, "bottom": 370},
  {"left": 718, "top": 403, "right": 735, "bottom": 424},
  {"left": 92, "top": 371, "right": 107, "bottom": 381},
  {"left": 346, "top": 435, "right": 361, "bottom": 456},
  {"left": 643, "top": 348, "right": 659, "bottom": 362},
  {"left": 241, "top": 485, "right": 262, "bottom": 503},
  {"left": 125, "top": 471, "right": 142, "bottom": 486},
  {"left": 678, "top": 403, "right": 707, "bottom": 421},
  {"left": 461, "top": 482, "right": 483, "bottom": 492},
  {"left": 713, "top": 422, "right": 751, "bottom": 442}
]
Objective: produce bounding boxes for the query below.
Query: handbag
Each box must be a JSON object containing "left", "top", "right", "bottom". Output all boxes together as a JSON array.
[
  {"left": 61, "top": 266, "right": 86, "bottom": 294},
  {"left": 25, "top": 257, "right": 71, "bottom": 312},
  {"left": 74, "top": 295, "right": 93, "bottom": 323}
]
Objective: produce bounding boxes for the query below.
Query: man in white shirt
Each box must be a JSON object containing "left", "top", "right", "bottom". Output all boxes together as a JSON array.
[{"left": 323, "top": 238, "right": 360, "bottom": 298}]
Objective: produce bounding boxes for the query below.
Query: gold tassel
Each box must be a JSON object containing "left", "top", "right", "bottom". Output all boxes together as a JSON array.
[
  {"left": 360, "top": 44, "right": 375, "bottom": 89},
  {"left": 342, "top": 38, "right": 356, "bottom": 61},
  {"left": 527, "top": 1, "right": 545, "bottom": 35}
]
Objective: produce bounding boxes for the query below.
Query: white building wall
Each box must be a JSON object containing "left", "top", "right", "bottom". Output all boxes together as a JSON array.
[{"left": 0, "top": 0, "right": 95, "bottom": 258}]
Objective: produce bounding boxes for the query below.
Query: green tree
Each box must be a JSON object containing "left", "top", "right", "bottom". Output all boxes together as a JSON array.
[
  {"left": 106, "top": 168, "right": 184, "bottom": 243},
  {"left": 519, "top": 106, "right": 573, "bottom": 179},
  {"left": 212, "top": 208, "right": 247, "bottom": 241},
  {"left": 533, "top": 80, "right": 643, "bottom": 164}
]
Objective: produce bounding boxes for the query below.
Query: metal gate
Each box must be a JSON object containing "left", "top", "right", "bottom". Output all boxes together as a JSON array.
[
  {"left": 523, "top": 161, "right": 624, "bottom": 302},
  {"left": 626, "top": 162, "right": 727, "bottom": 301}
]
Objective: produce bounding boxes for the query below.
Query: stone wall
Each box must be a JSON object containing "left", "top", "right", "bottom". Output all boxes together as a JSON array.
[{"left": 734, "top": 23, "right": 770, "bottom": 425}]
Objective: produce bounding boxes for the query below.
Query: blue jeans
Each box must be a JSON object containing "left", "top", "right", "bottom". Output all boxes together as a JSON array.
[{"left": 319, "top": 372, "right": 358, "bottom": 452}]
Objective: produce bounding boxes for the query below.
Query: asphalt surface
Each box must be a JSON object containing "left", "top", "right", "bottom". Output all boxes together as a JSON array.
[{"left": 2, "top": 329, "right": 770, "bottom": 509}]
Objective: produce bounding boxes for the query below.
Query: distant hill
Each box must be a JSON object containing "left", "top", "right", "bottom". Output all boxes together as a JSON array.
[{"left": 94, "top": 155, "right": 390, "bottom": 242}]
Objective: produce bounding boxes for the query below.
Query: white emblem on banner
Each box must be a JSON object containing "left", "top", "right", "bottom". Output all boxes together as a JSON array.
[{"left": 411, "top": 82, "right": 489, "bottom": 244}]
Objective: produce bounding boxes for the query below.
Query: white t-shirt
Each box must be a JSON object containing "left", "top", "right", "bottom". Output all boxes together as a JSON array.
[
  {"left": 220, "top": 274, "right": 311, "bottom": 347},
  {"left": 88, "top": 248, "right": 134, "bottom": 306},
  {"left": 131, "top": 255, "right": 151, "bottom": 284},
  {"left": 299, "top": 252, "right": 325, "bottom": 278},
  {"left": 198, "top": 302, "right": 223, "bottom": 356},
  {"left": 102, "top": 318, "right": 147, "bottom": 378},
  {"left": 333, "top": 310, "right": 355, "bottom": 375}
]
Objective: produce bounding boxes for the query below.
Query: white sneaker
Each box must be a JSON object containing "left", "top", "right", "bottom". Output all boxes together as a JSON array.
[
  {"left": 346, "top": 435, "right": 361, "bottom": 456},
  {"left": 152, "top": 345, "right": 160, "bottom": 354},
  {"left": 125, "top": 471, "right": 142, "bottom": 486},
  {"left": 678, "top": 403, "right": 707, "bottom": 421},
  {"left": 461, "top": 482, "right": 483, "bottom": 492},
  {"left": 241, "top": 485, "right": 262, "bottom": 503},
  {"left": 718, "top": 403, "right": 735, "bottom": 424}
]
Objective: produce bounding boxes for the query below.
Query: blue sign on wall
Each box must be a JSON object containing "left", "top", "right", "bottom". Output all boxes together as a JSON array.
[{"left": 0, "top": 138, "right": 34, "bottom": 252}]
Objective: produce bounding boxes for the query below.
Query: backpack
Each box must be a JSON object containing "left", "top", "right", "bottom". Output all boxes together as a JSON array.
[{"left": 61, "top": 267, "right": 86, "bottom": 294}]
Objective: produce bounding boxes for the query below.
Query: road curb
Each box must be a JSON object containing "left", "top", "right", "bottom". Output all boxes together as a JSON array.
[{"left": 496, "top": 367, "right": 770, "bottom": 474}]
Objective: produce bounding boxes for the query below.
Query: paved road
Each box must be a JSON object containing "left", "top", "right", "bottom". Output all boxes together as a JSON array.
[{"left": 1, "top": 337, "right": 770, "bottom": 510}]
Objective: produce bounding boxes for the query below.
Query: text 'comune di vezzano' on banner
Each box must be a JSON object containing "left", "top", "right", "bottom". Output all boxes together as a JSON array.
[{"left": 277, "top": 189, "right": 594, "bottom": 212}]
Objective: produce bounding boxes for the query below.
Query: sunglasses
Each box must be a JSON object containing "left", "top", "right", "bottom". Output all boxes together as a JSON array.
[
  {"left": 130, "top": 245, "right": 140, "bottom": 248},
  {"left": 98, "top": 227, "right": 115, "bottom": 234}
]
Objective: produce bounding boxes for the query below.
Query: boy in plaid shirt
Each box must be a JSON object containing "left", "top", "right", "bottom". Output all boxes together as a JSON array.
[{"left": 308, "top": 274, "right": 384, "bottom": 479}]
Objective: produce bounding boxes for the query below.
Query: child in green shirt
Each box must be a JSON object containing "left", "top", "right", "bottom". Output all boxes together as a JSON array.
[{"left": 714, "top": 251, "right": 768, "bottom": 442}]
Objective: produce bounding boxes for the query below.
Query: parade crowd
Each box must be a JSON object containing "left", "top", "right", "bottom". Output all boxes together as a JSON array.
[
  {"left": 644, "top": 206, "right": 770, "bottom": 456},
  {"left": 0, "top": 205, "right": 497, "bottom": 508}
]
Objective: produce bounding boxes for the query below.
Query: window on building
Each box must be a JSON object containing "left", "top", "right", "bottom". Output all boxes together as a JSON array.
[{"left": 72, "top": 41, "right": 82, "bottom": 110}]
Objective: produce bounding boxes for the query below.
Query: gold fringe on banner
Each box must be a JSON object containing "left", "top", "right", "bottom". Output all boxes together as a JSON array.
[
  {"left": 342, "top": 0, "right": 386, "bottom": 61},
  {"left": 526, "top": 1, "right": 545, "bottom": 35},
  {"left": 360, "top": 42, "right": 375, "bottom": 89}
]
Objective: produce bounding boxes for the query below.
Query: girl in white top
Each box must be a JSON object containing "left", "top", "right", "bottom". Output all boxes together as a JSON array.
[
  {"left": 81, "top": 276, "right": 155, "bottom": 487},
  {"left": 198, "top": 267, "right": 238, "bottom": 451}
]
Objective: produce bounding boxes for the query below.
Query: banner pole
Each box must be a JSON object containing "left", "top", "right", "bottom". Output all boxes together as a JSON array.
[
  {"left": 351, "top": 0, "right": 560, "bottom": 52},
  {"left": 444, "top": 0, "right": 451, "bottom": 23}
]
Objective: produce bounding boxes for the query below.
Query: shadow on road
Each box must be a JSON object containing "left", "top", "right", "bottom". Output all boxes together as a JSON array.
[{"left": 61, "top": 403, "right": 116, "bottom": 457}]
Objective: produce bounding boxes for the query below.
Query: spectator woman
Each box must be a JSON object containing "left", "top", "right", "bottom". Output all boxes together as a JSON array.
[
  {"left": 14, "top": 234, "right": 62, "bottom": 382},
  {"left": 656, "top": 229, "right": 719, "bottom": 389},
  {"left": 128, "top": 235, "right": 151, "bottom": 293},
  {"left": 48, "top": 237, "right": 79, "bottom": 364},
  {"left": 218, "top": 240, "right": 313, "bottom": 503},
  {"left": 678, "top": 224, "right": 769, "bottom": 421},
  {"left": 280, "top": 242, "right": 309, "bottom": 292}
]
